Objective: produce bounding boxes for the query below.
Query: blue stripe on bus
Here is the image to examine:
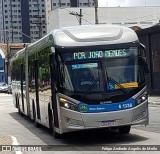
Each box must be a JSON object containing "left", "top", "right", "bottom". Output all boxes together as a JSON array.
[{"left": 79, "top": 98, "right": 134, "bottom": 113}]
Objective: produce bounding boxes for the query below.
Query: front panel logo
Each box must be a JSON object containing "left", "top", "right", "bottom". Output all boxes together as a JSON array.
[{"left": 79, "top": 104, "right": 87, "bottom": 112}]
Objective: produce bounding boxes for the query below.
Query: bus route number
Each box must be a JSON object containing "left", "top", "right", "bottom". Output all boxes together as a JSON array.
[{"left": 119, "top": 103, "right": 133, "bottom": 109}]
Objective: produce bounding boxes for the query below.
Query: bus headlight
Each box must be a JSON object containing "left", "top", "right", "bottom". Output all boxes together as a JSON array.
[
  {"left": 136, "top": 94, "right": 148, "bottom": 106},
  {"left": 59, "top": 98, "right": 78, "bottom": 111}
]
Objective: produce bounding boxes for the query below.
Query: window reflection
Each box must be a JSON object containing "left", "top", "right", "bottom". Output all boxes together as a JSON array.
[{"left": 60, "top": 62, "right": 103, "bottom": 92}]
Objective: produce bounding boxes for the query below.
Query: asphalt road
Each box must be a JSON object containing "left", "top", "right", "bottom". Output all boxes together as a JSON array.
[{"left": 0, "top": 93, "right": 160, "bottom": 154}]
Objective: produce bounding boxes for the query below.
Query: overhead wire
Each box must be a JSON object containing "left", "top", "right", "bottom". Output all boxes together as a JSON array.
[
  {"left": 81, "top": 18, "right": 93, "bottom": 25},
  {"left": 10, "top": 28, "right": 36, "bottom": 41},
  {"left": 60, "top": 9, "right": 160, "bottom": 25}
]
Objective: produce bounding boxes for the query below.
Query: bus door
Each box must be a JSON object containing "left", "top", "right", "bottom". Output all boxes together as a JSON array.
[
  {"left": 50, "top": 53, "right": 59, "bottom": 128},
  {"left": 20, "top": 64, "right": 24, "bottom": 112},
  {"left": 34, "top": 60, "right": 41, "bottom": 119}
]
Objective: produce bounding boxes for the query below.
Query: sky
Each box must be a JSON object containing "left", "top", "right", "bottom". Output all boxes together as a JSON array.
[{"left": 98, "top": 0, "right": 160, "bottom": 7}]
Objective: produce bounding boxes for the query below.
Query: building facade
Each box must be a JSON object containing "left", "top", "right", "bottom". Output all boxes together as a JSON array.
[
  {"left": 0, "top": 43, "right": 24, "bottom": 83},
  {"left": 45, "top": 0, "right": 94, "bottom": 33},
  {"left": 0, "top": 0, "right": 94, "bottom": 83},
  {"left": 51, "top": 0, "right": 94, "bottom": 9},
  {"left": 137, "top": 25, "right": 160, "bottom": 94},
  {"left": 0, "top": 0, "right": 46, "bottom": 43},
  {"left": 47, "top": 7, "right": 160, "bottom": 33},
  {"left": 0, "top": 0, "right": 94, "bottom": 44}
]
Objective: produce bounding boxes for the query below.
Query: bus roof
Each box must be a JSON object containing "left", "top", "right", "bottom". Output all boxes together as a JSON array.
[
  {"left": 53, "top": 24, "right": 139, "bottom": 47},
  {"left": 12, "top": 24, "right": 139, "bottom": 62}
]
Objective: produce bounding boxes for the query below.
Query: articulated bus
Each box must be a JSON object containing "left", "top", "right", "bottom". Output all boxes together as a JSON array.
[{"left": 11, "top": 25, "right": 149, "bottom": 138}]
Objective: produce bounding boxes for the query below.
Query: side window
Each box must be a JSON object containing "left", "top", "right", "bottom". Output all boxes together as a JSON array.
[
  {"left": 13, "top": 63, "right": 15, "bottom": 80},
  {"left": 15, "top": 61, "right": 21, "bottom": 81},
  {"left": 28, "top": 53, "right": 35, "bottom": 91},
  {"left": 60, "top": 65, "right": 73, "bottom": 91},
  {"left": 57, "top": 55, "right": 64, "bottom": 88},
  {"left": 58, "top": 55, "right": 73, "bottom": 91},
  {"left": 59, "top": 64, "right": 64, "bottom": 88},
  {"left": 63, "top": 65, "right": 73, "bottom": 91},
  {"left": 38, "top": 47, "right": 51, "bottom": 90}
]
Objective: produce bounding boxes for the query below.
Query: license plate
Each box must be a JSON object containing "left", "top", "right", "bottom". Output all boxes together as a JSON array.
[{"left": 101, "top": 120, "right": 116, "bottom": 126}]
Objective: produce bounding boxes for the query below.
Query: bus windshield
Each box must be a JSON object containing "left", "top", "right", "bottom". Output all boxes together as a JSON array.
[
  {"left": 59, "top": 58, "right": 145, "bottom": 93},
  {"left": 104, "top": 58, "right": 145, "bottom": 92},
  {"left": 58, "top": 46, "right": 145, "bottom": 95},
  {"left": 60, "top": 62, "right": 103, "bottom": 92}
]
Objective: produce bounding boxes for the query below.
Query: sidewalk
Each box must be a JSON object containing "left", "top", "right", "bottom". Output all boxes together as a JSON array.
[{"left": 148, "top": 96, "right": 160, "bottom": 105}]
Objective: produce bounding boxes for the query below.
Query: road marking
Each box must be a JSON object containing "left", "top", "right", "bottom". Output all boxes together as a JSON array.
[{"left": 11, "top": 136, "right": 22, "bottom": 154}]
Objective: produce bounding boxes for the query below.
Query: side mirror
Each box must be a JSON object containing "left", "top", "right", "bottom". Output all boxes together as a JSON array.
[
  {"left": 144, "top": 61, "right": 149, "bottom": 74},
  {"left": 140, "top": 43, "right": 149, "bottom": 74},
  {"left": 50, "top": 53, "right": 55, "bottom": 69},
  {"left": 139, "top": 57, "right": 149, "bottom": 74},
  {"left": 140, "top": 43, "right": 146, "bottom": 57}
]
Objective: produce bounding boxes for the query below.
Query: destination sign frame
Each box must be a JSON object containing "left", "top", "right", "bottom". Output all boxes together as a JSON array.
[{"left": 63, "top": 48, "right": 138, "bottom": 61}]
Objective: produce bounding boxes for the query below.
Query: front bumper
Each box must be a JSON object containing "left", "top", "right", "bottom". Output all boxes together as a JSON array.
[{"left": 59, "top": 100, "right": 148, "bottom": 134}]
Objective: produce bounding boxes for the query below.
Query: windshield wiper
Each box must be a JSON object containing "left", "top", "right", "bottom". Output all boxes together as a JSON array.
[
  {"left": 82, "top": 77, "right": 100, "bottom": 101},
  {"left": 107, "top": 76, "right": 129, "bottom": 95}
]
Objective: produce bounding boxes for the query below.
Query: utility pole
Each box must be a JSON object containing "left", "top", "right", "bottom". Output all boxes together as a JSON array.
[
  {"left": 24, "top": 44, "right": 30, "bottom": 117},
  {"left": 6, "top": 31, "right": 9, "bottom": 84},
  {"left": 79, "top": 8, "right": 82, "bottom": 25},
  {"left": 94, "top": 0, "right": 98, "bottom": 24},
  {"left": 59, "top": 0, "right": 61, "bottom": 7},
  {"left": 69, "top": 8, "right": 83, "bottom": 25},
  {"left": 10, "top": 0, "right": 13, "bottom": 42}
]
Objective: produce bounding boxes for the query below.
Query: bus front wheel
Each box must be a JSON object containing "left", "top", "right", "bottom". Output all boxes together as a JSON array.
[
  {"left": 49, "top": 112, "right": 62, "bottom": 139},
  {"left": 33, "top": 105, "right": 41, "bottom": 128},
  {"left": 118, "top": 126, "right": 131, "bottom": 134},
  {"left": 18, "top": 105, "right": 23, "bottom": 116},
  {"left": 18, "top": 100, "right": 24, "bottom": 117}
]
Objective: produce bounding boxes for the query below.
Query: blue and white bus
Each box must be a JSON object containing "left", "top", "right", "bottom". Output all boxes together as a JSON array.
[{"left": 11, "top": 25, "right": 149, "bottom": 138}]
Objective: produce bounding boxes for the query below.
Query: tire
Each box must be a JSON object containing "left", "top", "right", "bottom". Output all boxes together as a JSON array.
[
  {"left": 33, "top": 105, "right": 41, "bottom": 128},
  {"left": 18, "top": 104, "right": 21, "bottom": 115},
  {"left": 17, "top": 97, "right": 24, "bottom": 117},
  {"left": 18, "top": 103, "right": 24, "bottom": 117},
  {"left": 49, "top": 111, "right": 62, "bottom": 139},
  {"left": 15, "top": 95, "right": 18, "bottom": 108},
  {"left": 119, "top": 126, "right": 131, "bottom": 134}
]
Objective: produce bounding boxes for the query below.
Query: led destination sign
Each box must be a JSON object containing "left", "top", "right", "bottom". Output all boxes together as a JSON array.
[
  {"left": 73, "top": 49, "right": 127, "bottom": 60},
  {"left": 63, "top": 48, "right": 138, "bottom": 61}
]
